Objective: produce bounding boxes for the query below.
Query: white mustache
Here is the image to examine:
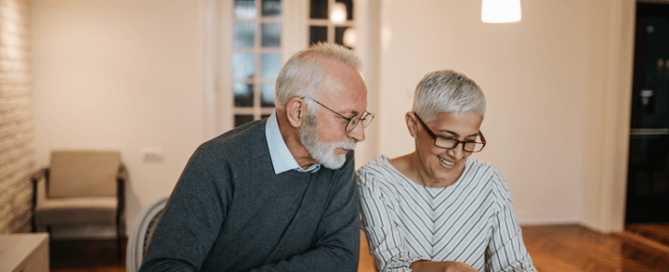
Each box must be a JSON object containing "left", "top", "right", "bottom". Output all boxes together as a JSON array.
[{"left": 334, "top": 141, "right": 357, "bottom": 150}]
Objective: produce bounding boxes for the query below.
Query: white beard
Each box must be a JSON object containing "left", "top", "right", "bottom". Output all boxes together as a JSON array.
[{"left": 299, "top": 112, "right": 356, "bottom": 169}]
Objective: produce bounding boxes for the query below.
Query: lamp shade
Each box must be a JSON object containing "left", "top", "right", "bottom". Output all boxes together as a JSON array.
[
  {"left": 481, "top": 0, "right": 521, "bottom": 23},
  {"left": 343, "top": 28, "right": 356, "bottom": 48},
  {"left": 330, "top": 2, "right": 347, "bottom": 24}
]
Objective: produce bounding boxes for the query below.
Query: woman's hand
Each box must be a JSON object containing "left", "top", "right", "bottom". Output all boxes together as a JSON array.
[{"left": 409, "top": 260, "right": 480, "bottom": 272}]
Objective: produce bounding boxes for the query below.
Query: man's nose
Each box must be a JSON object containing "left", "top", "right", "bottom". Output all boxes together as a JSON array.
[{"left": 347, "top": 122, "right": 366, "bottom": 142}]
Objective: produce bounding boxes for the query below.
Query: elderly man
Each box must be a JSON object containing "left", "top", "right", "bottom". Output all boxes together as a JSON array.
[{"left": 139, "top": 42, "right": 373, "bottom": 272}]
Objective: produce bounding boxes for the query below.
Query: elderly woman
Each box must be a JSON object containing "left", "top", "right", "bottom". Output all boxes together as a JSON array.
[{"left": 358, "top": 70, "right": 536, "bottom": 272}]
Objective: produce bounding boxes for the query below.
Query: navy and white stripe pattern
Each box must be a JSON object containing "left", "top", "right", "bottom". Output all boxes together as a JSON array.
[{"left": 358, "top": 156, "right": 536, "bottom": 272}]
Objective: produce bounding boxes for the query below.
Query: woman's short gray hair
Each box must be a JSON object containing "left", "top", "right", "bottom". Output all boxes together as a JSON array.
[
  {"left": 412, "top": 70, "right": 486, "bottom": 122},
  {"left": 274, "top": 42, "right": 362, "bottom": 109}
]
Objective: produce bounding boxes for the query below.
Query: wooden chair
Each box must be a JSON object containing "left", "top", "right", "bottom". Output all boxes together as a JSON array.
[
  {"left": 359, "top": 229, "right": 378, "bottom": 272},
  {"left": 126, "top": 196, "right": 168, "bottom": 272},
  {"left": 127, "top": 197, "right": 379, "bottom": 272}
]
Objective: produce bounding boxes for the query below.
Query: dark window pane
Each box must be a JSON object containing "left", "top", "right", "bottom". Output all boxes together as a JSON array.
[
  {"left": 335, "top": 0, "right": 353, "bottom": 20},
  {"left": 234, "top": 83, "right": 254, "bottom": 107},
  {"left": 262, "top": 0, "right": 281, "bottom": 17},
  {"left": 234, "top": 0, "right": 256, "bottom": 19},
  {"left": 261, "top": 114, "right": 271, "bottom": 119},
  {"left": 309, "top": 26, "right": 327, "bottom": 45},
  {"left": 335, "top": 26, "right": 353, "bottom": 49},
  {"left": 260, "top": 53, "right": 281, "bottom": 78},
  {"left": 234, "top": 22, "right": 255, "bottom": 48},
  {"left": 310, "top": 0, "right": 328, "bottom": 19},
  {"left": 261, "top": 84, "right": 275, "bottom": 107},
  {"left": 261, "top": 23, "right": 281, "bottom": 48},
  {"left": 235, "top": 115, "right": 254, "bottom": 127}
]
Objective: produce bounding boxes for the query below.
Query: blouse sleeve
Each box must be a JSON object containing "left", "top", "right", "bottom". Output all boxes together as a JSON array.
[
  {"left": 358, "top": 170, "right": 427, "bottom": 272},
  {"left": 485, "top": 171, "right": 537, "bottom": 272}
]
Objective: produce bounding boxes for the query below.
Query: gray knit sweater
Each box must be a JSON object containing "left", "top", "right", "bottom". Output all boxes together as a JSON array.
[{"left": 139, "top": 120, "right": 360, "bottom": 272}]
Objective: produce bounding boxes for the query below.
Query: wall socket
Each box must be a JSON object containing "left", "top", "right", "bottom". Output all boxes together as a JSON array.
[{"left": 141, "top": 147, "right": 164, "bottom": 163}]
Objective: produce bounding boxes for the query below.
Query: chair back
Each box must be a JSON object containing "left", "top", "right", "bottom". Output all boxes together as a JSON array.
[
  {"left": 48, "top": 150, "right": 121, "bottom": 198},
  {"left": 127, "top": 197, "right": 169, "bottom": 272}
]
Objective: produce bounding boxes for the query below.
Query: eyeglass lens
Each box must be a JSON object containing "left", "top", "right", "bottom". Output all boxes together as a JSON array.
[
  {"left": 344, "top": 113, "right": 374, "bottom": 132},
  {"left": 436, "top": 138, "right": 485, "bottom": 152}
]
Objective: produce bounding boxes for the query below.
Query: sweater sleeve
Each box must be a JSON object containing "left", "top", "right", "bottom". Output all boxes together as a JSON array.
[
  {"left": 357, "top": 168, "right": 427, "bottom": 272},
  {"left": 139, "top": 144, "right": 230, "bottom": 272},
  {"left": 244, "top": 150, "right": 361, "bottom": 272}
]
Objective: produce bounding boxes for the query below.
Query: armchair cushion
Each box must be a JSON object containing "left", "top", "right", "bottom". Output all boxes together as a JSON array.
[
  {"left": 35, "top": 196, "right": 118, "bottom": 225},
  {"left": 48, "top": 150, "right": 121, "bottom": 198}
]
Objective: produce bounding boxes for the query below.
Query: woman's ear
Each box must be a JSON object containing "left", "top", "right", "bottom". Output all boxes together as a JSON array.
[
  {"left": 286, "top": 97, "right": 307, "bottom": 128},
  {"left": 405, "top": 112, "right": 418, "bottom": 138}
]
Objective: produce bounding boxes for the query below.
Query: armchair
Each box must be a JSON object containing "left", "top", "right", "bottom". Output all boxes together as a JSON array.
[{"left": 31, "top": 150, "right": 127, "bottom": 259}]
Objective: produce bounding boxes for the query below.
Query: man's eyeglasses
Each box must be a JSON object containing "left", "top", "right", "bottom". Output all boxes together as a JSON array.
[
  {"left": 414, "top": 113, "right": 486, "bottom": 152},
  {"left": 304, "top": 97, "right": 375, "bottom": 133}
]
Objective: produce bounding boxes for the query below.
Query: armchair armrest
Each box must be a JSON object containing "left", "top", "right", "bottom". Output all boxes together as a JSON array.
[
  {"left": 117, "top": 164, "right": 129, "bottom": 183},
  {"left": 116, "top": 164, "right": 127, "bottom": 206},
  {"left": 116, "top": 164, "right": 127, "bottom": 237},
  {"left": 30, "top": 168, "right": 49, "bottom": 185},
  {"left": 30, "top": 168, "right": 49, "bottom": 232}
]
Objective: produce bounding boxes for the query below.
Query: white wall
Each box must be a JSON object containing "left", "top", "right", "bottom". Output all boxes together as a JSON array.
[
  {"left": 373, "top": 0, "right": 620, "bottom": 225},
  {"left": 32, "top": 0, "right": 207, "bottom": 234},
  {"left": 30, "top": 0, "right": 635, "bottom": 233}
]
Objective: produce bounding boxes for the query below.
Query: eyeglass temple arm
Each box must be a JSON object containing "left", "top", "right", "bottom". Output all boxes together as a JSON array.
[{"left": 478, "top": 131, "right": 486, "bottom": 143}]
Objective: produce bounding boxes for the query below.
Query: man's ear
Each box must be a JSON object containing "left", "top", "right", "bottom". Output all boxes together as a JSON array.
[
  {"left": 286, "top": 97, "right": 307, "bottom": 128},
  {"left": 405, "top": 112, "right": 418, "bottom": 138}
]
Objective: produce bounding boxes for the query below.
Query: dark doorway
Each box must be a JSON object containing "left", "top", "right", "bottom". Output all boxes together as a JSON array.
[{"left": 626, "top": 2, "right": 669, "bottom": 224}]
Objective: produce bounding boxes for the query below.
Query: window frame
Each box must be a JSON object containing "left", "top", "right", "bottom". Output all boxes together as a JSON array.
[{"left": 204, "top": 0, "right": 377, "bottom": 169}]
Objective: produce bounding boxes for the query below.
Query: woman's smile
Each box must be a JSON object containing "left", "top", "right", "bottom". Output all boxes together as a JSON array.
[{"left": 437, "top": 155, "right": 454, "bottom": 166}]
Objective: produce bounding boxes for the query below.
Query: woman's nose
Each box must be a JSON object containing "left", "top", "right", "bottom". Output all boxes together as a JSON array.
[{"left": 448, "top": 143, "right": 465, "bottom": 159}]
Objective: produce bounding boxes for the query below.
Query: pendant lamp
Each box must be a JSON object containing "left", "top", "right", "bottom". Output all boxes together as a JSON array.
[{"left": 481, "top": 0, "right": 521, "bottom": 23}]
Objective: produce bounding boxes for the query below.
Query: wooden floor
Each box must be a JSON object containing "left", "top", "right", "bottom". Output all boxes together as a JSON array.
[
  {"left": 50, "top": 224, "right": 669, "bottom": 272},
  {"left": 523, "top": 225, "right": 669, "bottom": 272},
  {"left": 625, "top": 223, "right": 669, "bottom": 249},
  {"left": 51, "top": 239, "right": 127, "bottom": 272}
]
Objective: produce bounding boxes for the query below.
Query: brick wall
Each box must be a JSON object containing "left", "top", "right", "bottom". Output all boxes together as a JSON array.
[{"left": 0, "top": 0, "right": 34, "bottom": 234}]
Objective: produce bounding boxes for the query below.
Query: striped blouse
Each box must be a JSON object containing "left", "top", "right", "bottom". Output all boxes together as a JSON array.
[{"left": 357, "top": 156, "right": 536, "bottom": 272}]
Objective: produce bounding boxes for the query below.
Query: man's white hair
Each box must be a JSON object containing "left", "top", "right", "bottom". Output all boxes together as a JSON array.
[
  {"left": 274, "top": 42, "right": 362, "bottom": 109},
  {"left": 412, "top": 70, "right": 486, "bottom": 122}
]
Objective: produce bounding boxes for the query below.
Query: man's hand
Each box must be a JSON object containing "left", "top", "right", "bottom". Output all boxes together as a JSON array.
[{"left": 409, "top": 260, "right": 480, "bottom": 272}]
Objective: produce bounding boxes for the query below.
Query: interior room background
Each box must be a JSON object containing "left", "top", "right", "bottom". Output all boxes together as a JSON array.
[{"left": 0, "top": 0, "right": 637, "bottom": 237}]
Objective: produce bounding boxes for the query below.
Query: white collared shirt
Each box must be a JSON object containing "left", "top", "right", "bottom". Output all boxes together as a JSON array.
[{"left": 265, "top": 111, "right": 321, "bottom": 174}]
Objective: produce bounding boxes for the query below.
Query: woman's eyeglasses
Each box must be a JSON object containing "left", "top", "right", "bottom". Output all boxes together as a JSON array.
[{"left": 414, "top": 113, "right": 486, "bottom": 152}]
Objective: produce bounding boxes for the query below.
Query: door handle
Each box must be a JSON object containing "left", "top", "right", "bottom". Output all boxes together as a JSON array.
[
  {"left": 640, "top": 89, "right": 654, "bottom": 105},
  {"left": 630, "top": 128, "right": 669, "bottom": 135}
]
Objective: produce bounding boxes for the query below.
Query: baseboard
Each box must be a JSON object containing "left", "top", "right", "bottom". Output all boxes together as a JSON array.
[
  {"left": 577, "top": 217, "right": 604, "bottom": 232},
  {"left": 515, "top": 209, "right": 578, "bottom": 225}
]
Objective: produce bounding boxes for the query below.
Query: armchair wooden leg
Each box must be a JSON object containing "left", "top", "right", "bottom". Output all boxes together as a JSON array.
[
  {"left": 117, "top": 222, "right": 122, "bottom": 261},
  {"left": 46, "top": 225, "right": 52, "bottom": 241}
]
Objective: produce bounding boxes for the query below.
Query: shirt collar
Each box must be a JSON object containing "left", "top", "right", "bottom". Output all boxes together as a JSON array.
[{"left": 265, "top": 111, "right": 321, "bottom": 174}]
